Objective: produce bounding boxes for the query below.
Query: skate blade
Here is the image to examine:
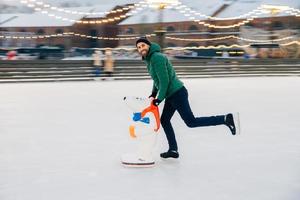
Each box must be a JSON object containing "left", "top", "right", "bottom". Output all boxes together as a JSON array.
[
  {"left": 121, "top": 161, "right": 155, "bottom": 168},
  {"left": 233, "top": 112, "right": 241, "bottom": 135}
]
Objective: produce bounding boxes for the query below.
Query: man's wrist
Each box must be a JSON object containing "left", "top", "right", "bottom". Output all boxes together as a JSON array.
[{"left": 152, "top": 99, "right": 162, "bottom": 106}]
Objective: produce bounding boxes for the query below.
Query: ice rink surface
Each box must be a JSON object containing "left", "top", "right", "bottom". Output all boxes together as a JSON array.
[{"left": 0, "top": 77, "right": 300, "bottom": 200}]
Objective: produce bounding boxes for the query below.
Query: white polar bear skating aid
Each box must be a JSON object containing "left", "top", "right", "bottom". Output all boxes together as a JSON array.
[{"left": 121, "top": 96, "right": 160, "bottom": 167}]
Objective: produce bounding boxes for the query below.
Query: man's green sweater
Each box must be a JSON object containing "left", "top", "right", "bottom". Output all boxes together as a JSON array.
[{"left": 144, "top": 43, "right": 183, "bottom": 101}]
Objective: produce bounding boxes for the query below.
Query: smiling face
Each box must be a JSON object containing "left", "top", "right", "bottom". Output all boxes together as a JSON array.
[{"left": 136, "top": 42, "right": 150, "bottom": 57}]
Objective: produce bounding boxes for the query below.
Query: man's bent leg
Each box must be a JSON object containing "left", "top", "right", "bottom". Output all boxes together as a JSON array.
[{"left": 173, "top": 88, "right": 225, "bottom": 128}]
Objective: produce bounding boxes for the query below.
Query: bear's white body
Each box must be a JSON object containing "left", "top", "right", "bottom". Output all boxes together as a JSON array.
[{"left": 121, "top": 96, "right": 160, "bottom": 167}]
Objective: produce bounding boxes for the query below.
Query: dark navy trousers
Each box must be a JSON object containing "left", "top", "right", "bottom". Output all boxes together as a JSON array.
[{"left": 160, "top": 86, "right": 225, "bottom": 151}]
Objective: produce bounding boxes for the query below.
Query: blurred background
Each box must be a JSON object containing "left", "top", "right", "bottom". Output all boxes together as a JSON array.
[{"left": 0, "top": 0, "right": 299, "bottom": 82}]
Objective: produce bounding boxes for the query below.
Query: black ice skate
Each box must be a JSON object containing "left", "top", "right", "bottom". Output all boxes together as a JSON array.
[
  {"left": 160, "top": 150, "right": 179, "bottom": 159},
  {"left": 225, "top": 113, "right": 240, "bottom": 135}
]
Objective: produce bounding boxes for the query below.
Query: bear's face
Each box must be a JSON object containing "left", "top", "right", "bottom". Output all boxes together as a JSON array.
[{"left": 123, "top": 96, "right": 157, "bottom": 137}]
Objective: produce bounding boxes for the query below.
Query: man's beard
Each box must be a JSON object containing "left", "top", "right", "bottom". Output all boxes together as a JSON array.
[{"left": 141, "top": 50, "right": 148, "bottom": 57}]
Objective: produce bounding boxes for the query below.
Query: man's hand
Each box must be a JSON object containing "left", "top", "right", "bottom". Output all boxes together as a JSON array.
[
  {"left": 149, "top": 93, "right": 157, "bottom": 99},
  {"left": 152, "top": 99, "right": 161, "bottom": 106},
  {"left": 149, "top": 97, "right": 154, "bottom": 101},
  {"left": 149, "top": 93, "right": 157, "bottom": 102}
]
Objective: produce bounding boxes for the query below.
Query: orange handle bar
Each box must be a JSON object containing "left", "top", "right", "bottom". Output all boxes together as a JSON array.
[{"left": 141, "top": 102, "right": 160, "bottom": 132}]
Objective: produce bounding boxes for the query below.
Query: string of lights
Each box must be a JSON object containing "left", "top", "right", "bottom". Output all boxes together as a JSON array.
[
  {"left": 20, "top": 0, "right": 146, "bottom": 15},
  {"left": 19, "top": 0, "right": 147, "bottom": 24},
  {"left": 18, "top": 0, "right": 300, "bottom": 28},
  {"left": 0, "top": 32, "right": 296, "bottom": 43},
  {"left": 289, "top": 7, "right": 300, "bottom": 13},
  {"left": 0, "top": 31, "right": 294, "bottom": 44},
  {"left": 0, "top": 32, "right": 156, "bottom": 41},
  {"left": 165, "top": 41, "right": 300, "bottom": 50},
  {"left": 280, "top": 40, "right": 300, "bottom": 46},
  {"left": 176, "top": 1, "right": 300, "bottom": 20},
  {"left": 165, "top": 36, "right": 295, "bottom": 43},
  {"left": 180, "top": 10, "right": 299, "bottom": 29},
  {"left": 20, "top": 0, "right": 300, "bottom": 18},
  {"left": 175, "top": 3, "right": 264, "bottom": 20},
  {"left": 0, "top": 33, "right": 69, "bottom": 39},
  {"left": 166, "top": 35, "right": 234, "bottom": 42},
  {"left": 165, "top": 44, "right": 250, "bottom": 50},
  {"left": 1, "top": 33, "right": 299, "bottom": 50},
  {"left": 285, "top": 10, "right": 300, "bottom": 17},
  {"left": 165, "top": 40, "right": 299, "bottom": 49},
  {"left": 174, "top": 2, "right": 299, "bottom": 28}
]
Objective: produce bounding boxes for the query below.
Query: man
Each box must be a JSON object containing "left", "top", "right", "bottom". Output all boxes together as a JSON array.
[{"left": 135, "top": 37, "right": 240, "bottom": 159}]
